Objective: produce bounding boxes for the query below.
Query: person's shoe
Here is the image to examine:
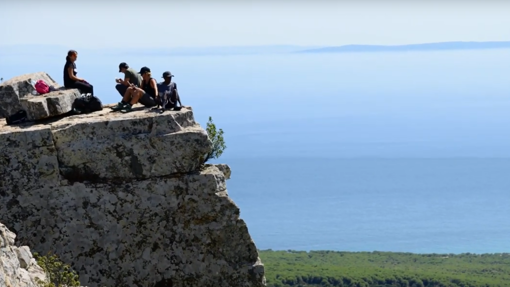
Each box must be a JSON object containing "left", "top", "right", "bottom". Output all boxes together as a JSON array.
[
  {"left": 110, "top": 102, "right": 126, "bottom": 111},
  {"left": 120, "top": 104, "right": 133, "bottom": 113},
  {"left": 159, "top": 108, "right": 165, "bottom": 114}
]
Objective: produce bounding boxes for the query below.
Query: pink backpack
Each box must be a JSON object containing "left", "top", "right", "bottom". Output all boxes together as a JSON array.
[{"left": 34, "top": 80, "right": 50, "bottom": 95}]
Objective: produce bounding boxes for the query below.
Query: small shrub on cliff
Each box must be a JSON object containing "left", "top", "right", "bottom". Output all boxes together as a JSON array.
[
  {"left": 204, "top": 116, "right": 226, "bottom": 163},
  {"left": 33, "top": 252, "right": 81, "bottom": 287}
]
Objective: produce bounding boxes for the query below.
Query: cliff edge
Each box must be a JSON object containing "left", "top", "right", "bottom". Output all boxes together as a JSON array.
[{"left": 0, "top": 103, "right": 265, "bottom": 286}]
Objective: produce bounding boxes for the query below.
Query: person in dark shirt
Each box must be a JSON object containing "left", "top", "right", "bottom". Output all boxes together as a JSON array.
[
  {"left": 115, "top": 62, "right": 142, "bottom": 97},
  {"left": 157, "top": 71, "right": 182, "bottom": 111},
  {"left": 111, "top": 66, "right": 157, "bottom": 113},
  {"left": 63, "top": 50, "right": 94, "bottom": 95}
]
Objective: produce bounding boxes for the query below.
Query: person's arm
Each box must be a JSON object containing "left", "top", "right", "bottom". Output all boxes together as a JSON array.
[
  {"left": 121, "top": 75, "right": 131, "bottom": 86},
  {"left": 67, "top": 65, "right": 82, "bottom": 81},
  {"left": 175, "top": 89, "right": 182, "bottom": 106},
  {"left": 150, "top": 79, "right": 158, "bottom": 97},
  {"left": 134, "top": 80, "right": 144, "bottom": 91}
]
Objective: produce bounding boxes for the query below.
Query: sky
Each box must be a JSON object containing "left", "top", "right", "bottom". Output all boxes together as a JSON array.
[{"left": 1, "top": 1, "right": 510, "bottom": 49}]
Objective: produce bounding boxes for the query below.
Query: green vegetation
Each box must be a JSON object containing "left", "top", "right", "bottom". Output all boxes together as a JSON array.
[
  {"left": 33, "top": 252, "right": 81, "bottom": 287},
  {"left": 259, "top": 250, "right": 510, "bottom": 287},
  {"left": 204, "top": 116, "right": 226, "bottom": 163}
]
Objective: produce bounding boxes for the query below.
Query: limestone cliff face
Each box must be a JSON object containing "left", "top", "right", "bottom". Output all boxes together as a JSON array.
[
  {"left": 0, "top": 222, "right": 46, "bottom": 287},
  {"left": 0, "top": 107, "right": 265, "bottom": 287}
]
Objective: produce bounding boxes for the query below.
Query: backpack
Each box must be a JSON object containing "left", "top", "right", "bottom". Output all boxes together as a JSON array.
[
  {"left": 72, "top": 94, "right": 103, "bottom": 114},
  {"left": 6, "top": 110, "right": 27, "bottom": 125},
  {"left": 34, "top": 80, "right": 50, "bottom": 95}
]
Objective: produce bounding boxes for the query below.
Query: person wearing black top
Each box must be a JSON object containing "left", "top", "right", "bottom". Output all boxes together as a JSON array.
[
  {"left": 111, "top": 66, "right": 157, "bottom": 113},
  {"left": 63, "top": 50, "right": 94, "bottom": 95}
]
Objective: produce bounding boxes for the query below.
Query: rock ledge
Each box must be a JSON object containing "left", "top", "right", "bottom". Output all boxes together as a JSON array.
[{"left": 0, "top": 106, "right": 265, "bottom": 287}]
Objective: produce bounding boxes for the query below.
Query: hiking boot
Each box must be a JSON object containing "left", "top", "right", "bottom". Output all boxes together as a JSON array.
[
  {"left": 110, "top": 102, "right": 126, "bottom": 111},
  {"left": 120, "top": 104, "right": 133, "bottom": 113}
]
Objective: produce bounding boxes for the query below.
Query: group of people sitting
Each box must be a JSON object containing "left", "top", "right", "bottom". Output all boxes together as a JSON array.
[{"left": 63, "top": 49, "right": 182, "bottom": 114}]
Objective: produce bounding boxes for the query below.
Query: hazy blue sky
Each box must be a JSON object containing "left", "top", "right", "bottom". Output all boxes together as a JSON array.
[{"left": 1, "top": 1, "right": 510, "bottom": 48}]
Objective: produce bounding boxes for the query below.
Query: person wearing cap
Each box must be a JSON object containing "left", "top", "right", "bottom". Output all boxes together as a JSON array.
[
  {"left": 111, "top": 66, "right": 158, "bottom": 113},
  {"left": 156, "top": 71, "right": 182, "bottom": 111},
  {"left": 115, "top": 62, "right": 142, "bottom": 97}
]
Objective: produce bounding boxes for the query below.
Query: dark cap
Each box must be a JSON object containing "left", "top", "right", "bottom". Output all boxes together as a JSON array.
[
  {"left": 138, "top": 66, "right": 151, "bottom": 75},
  {"left": 162, "top": 71, "right": 174, "bottom": 78},
  {"left": 118, "top": 62, "right": 128, "bottom": 72}
]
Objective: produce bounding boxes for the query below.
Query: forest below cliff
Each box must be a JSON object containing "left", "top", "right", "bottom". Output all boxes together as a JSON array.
[{"left": 258, "top": 250, "right": 510, "bottom": 287}]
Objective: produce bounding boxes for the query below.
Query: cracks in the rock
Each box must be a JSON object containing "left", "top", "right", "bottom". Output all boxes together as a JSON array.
[
  {"left": 60, "top": 164, "right": 102, "bottom": 183},
  {"left": 129, "top": 151, "right": 144, "bottom": 177},
  {"left": 153, "top": 278, "right": 174, "bottom": 287},
  {"left": 59, "top": 169, "right": 195, "bottom": 185}
]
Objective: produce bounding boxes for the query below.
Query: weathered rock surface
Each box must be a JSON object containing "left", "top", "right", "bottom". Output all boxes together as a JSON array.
[
  {"left": 0, "top": 107, "right": 211, "bottom": 191},
  {"left": 214, "top": 163, "right": 232, "bottom": 179},
  {"left": 0, "top": 72, "right": 80, "bottom": 121},
  {"left": 0, "top": 222, "right": 46, "bottom": 287},
  {"left": 21, "top": 89, "right": 81, "bottom": 121},
  {"left": 52, "top": 106, "right": 209, "bottom": 181},
  {"left": 0, "top": 106, "right": 265, "bottom": 287}
]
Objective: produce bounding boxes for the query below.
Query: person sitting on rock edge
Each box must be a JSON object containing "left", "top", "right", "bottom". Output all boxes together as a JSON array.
[
  {"left": 115, "top": 62, "right": 142, "bottom": 97},
  {"left": 111, "top": 66, "right": 158, "bottom": 113},
  {"left": 63, "top": 50, "right": 94, "bottom": 95},
  {"left": 155, "top": 71, "right": 182, "bottom": 113}
]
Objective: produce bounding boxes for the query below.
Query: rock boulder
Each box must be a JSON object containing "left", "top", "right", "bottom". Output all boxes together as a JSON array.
[{"left": 0, "top": 72, "right": 81, "bottom": 121}]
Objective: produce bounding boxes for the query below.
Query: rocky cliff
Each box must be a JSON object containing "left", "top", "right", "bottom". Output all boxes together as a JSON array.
[
  {"left": 0, "top": 222, "right": 47, "bottom": 287},
  {"left": 0, "top": 104, "right": 265, "bottom": 286}
]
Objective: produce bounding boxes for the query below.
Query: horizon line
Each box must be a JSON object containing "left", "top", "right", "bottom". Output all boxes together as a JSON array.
[{"left": 1, "top": 40, "right": 510, "bottom": 51}]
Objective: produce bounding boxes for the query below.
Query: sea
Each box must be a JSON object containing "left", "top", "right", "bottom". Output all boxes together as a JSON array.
[{"left": 1, "top": 47, "right": 510, "bottom": 254}]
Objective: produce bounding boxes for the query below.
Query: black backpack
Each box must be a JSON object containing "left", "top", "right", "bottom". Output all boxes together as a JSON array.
[
  {"left": 72, "top": 94, "right": 103, "bottom": 114},
  {"left": 5, "top": 110, "right": 28, "bottom": 125}
]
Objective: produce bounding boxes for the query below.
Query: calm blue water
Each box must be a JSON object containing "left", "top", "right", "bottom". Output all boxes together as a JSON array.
[
  {"left": 1, "top": 48, "right": 510, "bottom": 253},
  {"left": 227, "top": 158, "right": 510, "bottom": 254}
]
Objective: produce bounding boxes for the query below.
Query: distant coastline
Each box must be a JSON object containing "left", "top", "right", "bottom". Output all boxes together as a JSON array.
[
  {"left": 2, "top": 41, "right": 510, "bottom": 57},
  {"left": 294, "top": 41, "right": 510, "bottom": 54},
  {"left": 260, "top": 250, "right": 510, "bottom": 287}
]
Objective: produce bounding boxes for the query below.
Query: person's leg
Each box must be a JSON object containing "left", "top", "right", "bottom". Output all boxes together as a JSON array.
[
  {"left": 130, "top": 90, "right": 143, "bottom": 105},
  {"left": 116, "top": 84, "right": 127, "bottom": 97},
  {"left": 138, "top": 92, "right": 156, "bottom": 107},
  {"left": 80, "top": 82, "right": 93, "bottom": 95},
  {"left": 121, "top": 90, "right": 156, "bottom": 113},
  {"left": 112, "top": 87, "right": 135, "bottom": 111},
  {"left": 71, "top": 81, "right": 93, "bottom": 95},
  {"left": 122, "top": 87, "right": 135, "bottom": 102},
  {"left": 120, "top": 90, "right": 142, "bottom": 113}
]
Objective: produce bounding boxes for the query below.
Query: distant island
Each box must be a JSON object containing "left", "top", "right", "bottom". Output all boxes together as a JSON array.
[
  {"left": 294, "top": 41, "right": 510, "bottom": 54},
  {"left": 2, "top": 41, "right": 510, "bottom": 57}
]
